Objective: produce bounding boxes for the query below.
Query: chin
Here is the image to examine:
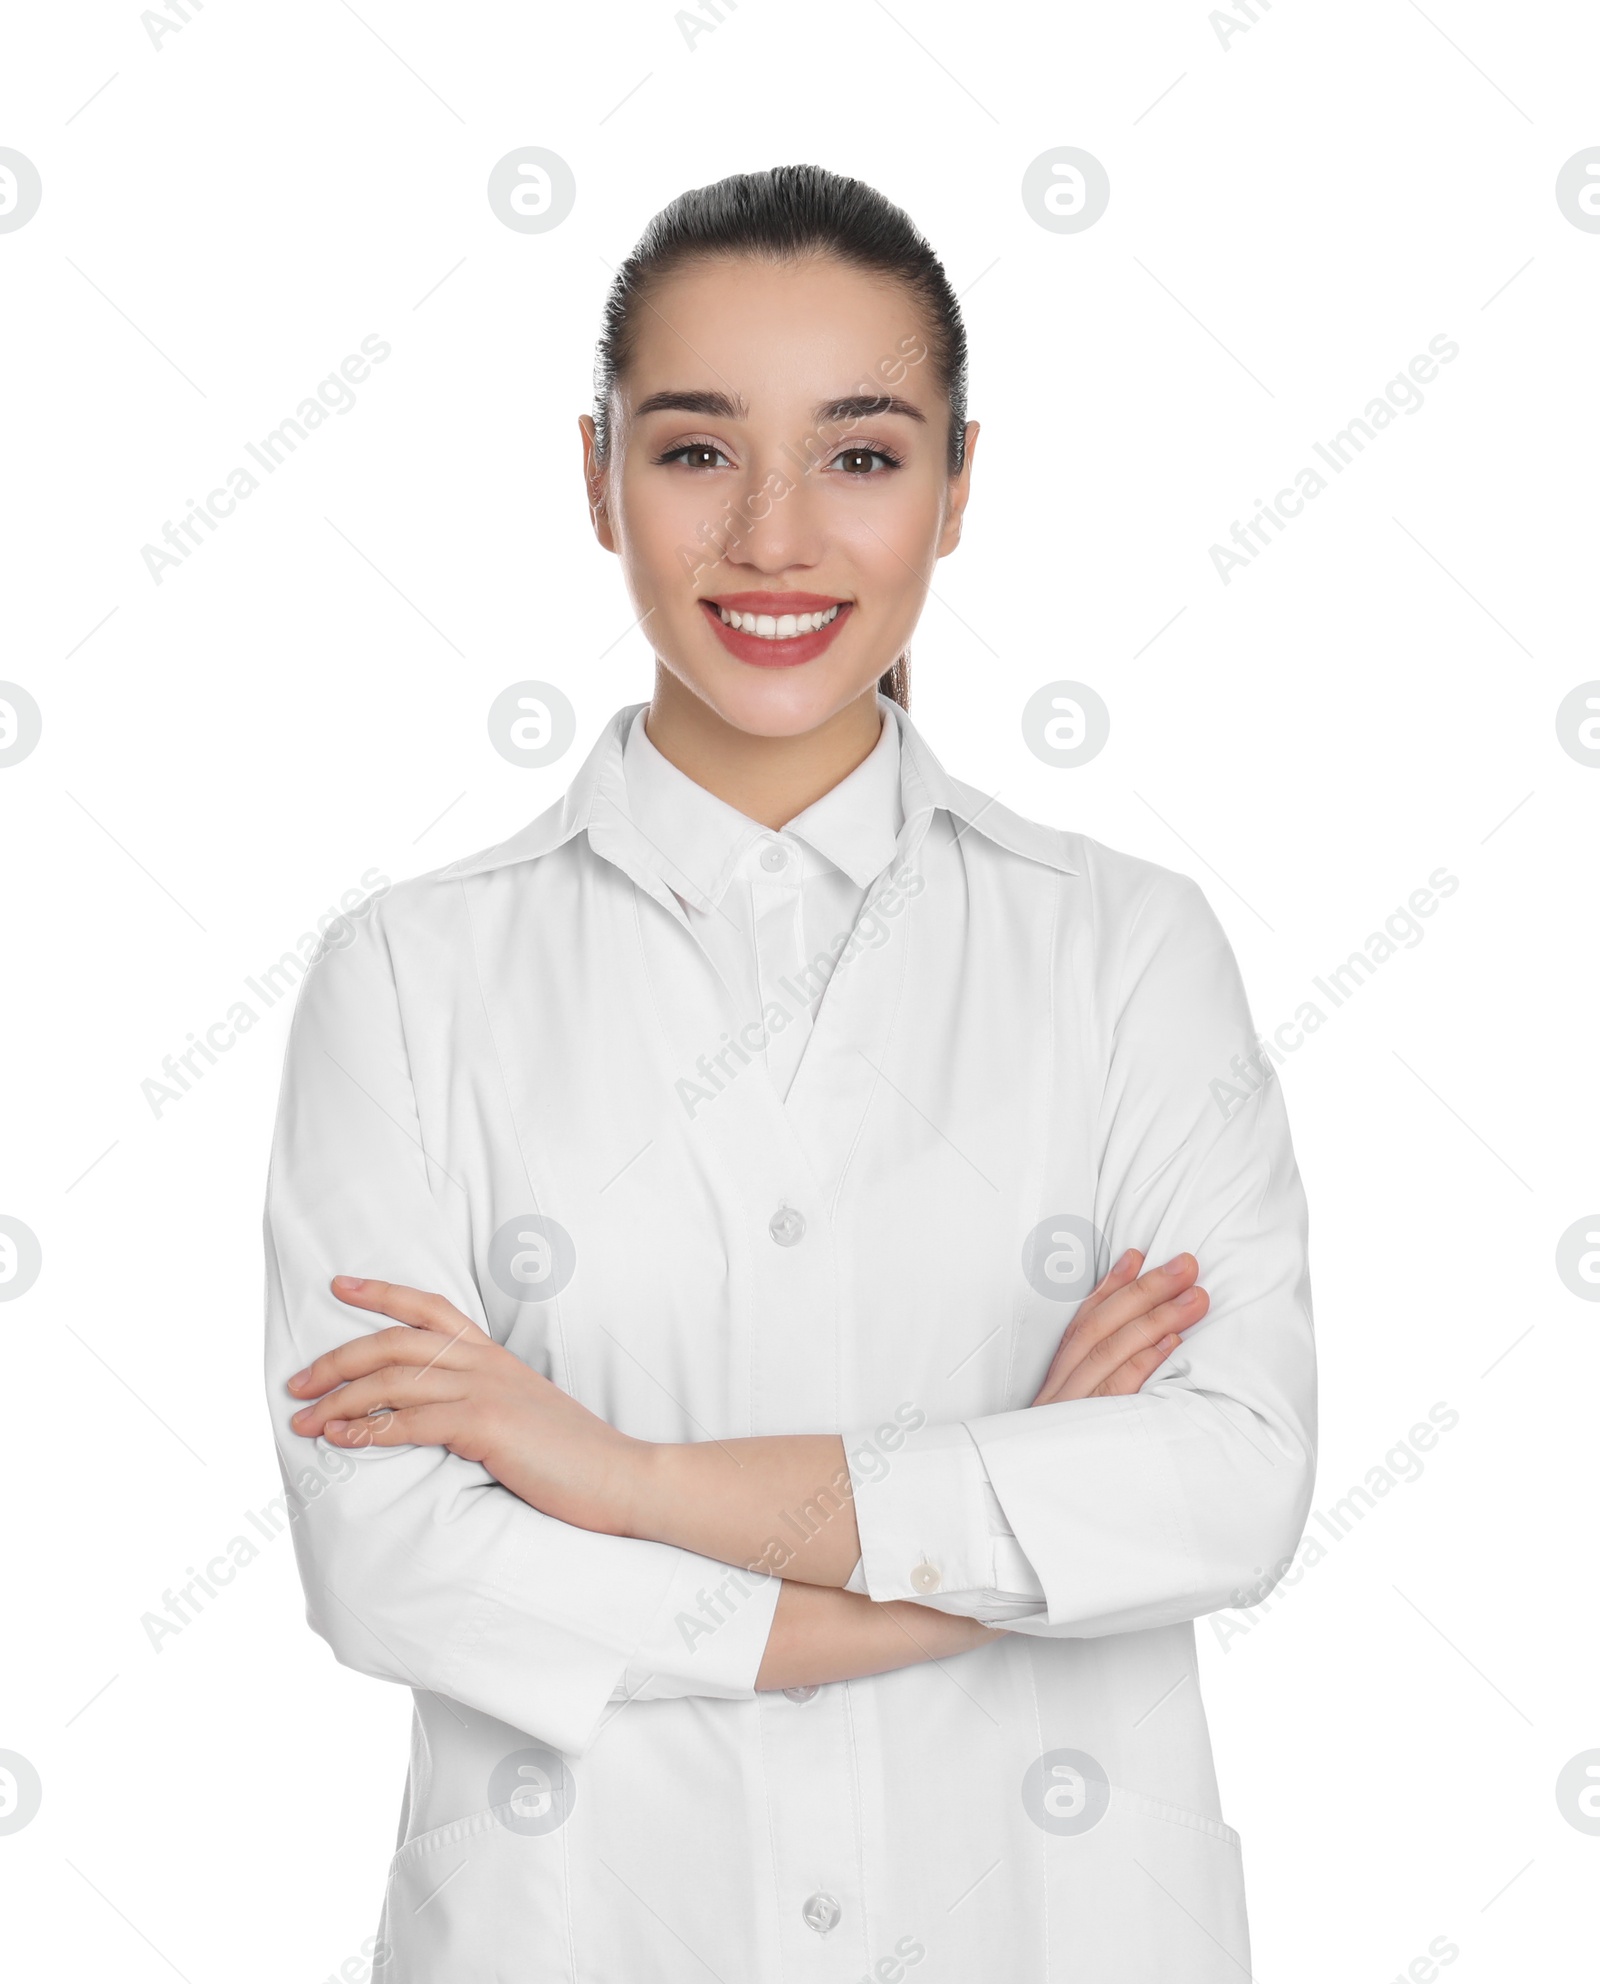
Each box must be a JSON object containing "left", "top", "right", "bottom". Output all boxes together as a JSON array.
[{"left": 685, "top": 655, "right": 883, "bottom": 739}]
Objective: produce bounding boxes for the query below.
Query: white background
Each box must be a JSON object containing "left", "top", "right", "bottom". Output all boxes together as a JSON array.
[{"left": 2, "top": 2, "right": 1597, "bottom": 1977}]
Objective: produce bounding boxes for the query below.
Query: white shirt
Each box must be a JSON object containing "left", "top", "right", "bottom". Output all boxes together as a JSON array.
[
  {"left": 263, "top": 695, "right": 1316, "bottom": 1982},
  {"left": 620, "top": 701, "right": 906, "bottom": 1102}
]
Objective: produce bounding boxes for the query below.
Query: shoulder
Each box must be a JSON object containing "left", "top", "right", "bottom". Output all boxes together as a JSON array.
[
  {"left": 329, "top": 814, "right": 552, "bottom": 951},
  {"left": 900, "top": 707, "right": 1210, "bottom": 938},
  {"left": 1060, "top": 833, "right": 1217, "bottom": 945},
  {"left": 955, "top": 786, "right": 1216, "bottom": 950},
  {"left": 1055, "top": 838, "right": 1245, "bottom": 1041},
  {"left": 961, "top": 813, "right": 1243, "bottom": 1056},
  {"left": 291, "top": 853, "right": 470, "bottom": 1013}
]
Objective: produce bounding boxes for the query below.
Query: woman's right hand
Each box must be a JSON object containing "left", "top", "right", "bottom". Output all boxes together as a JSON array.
[
  {"left": 756, "top": 1583, "right": 1007, "bottom": 1691},
  {"left": 1029, "top": 1249, "right": 1208, "bottom": 1405}
]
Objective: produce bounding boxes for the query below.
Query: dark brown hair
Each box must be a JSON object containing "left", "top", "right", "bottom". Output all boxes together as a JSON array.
[{"left": 593, "top": 164, "right": 970, "bottom": 710}]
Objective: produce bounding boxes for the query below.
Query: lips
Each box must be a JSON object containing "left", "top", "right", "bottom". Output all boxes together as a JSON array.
[{"left": 699, "top": 592, "right": 853, "bottom": 668}]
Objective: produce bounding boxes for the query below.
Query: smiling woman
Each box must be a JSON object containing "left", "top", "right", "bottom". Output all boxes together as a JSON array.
[
  {"left": 580, "top": 164, "right": 974, "bottom": 774},
  {"left": 263, "top": 162, "right": 1315, "bottom": 1983}
]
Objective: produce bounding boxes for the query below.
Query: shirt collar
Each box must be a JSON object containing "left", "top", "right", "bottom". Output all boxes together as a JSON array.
[
  {"left": 443, "top": 695, "right": 1079, "bottom": 902},
  {"left": 783, "top": 706, "right": 903, "bottom": 888},
  {"left": 617, "top": 702, "right": 904, "bottom": 907},
  {"left": 613, "top": 707, "right": 764, "bottom": 909}
]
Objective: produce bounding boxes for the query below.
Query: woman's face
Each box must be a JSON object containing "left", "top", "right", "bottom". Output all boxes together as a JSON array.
[{"left": 580, "top": 253, "right": 977, "bottom": 738}]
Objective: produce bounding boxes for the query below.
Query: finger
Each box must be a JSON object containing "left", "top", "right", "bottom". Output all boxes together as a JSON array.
[
  {"left": 1081, "top": 1253, "right": 1197, "bottom": 1340},
  {"left": 1029, "top": 1251, "right": 1143, "bottom": 1405},
  {"left": 1043, "top": 1254, "right": 1199, "bottom": 1394},
  {"left": 1069, "top": 1248, "right": 1143, "bottom": 1323},
  {"left": 288, "top": 1323, "right": 475, "bottom": 1399},
  {"left": 1034, "top": 1283, "right": 1206, "bottom": 1406},
  {"left": 320, "top": 1403, "right": 471, "bottom": 1451},
  {"left": 1059, "top": 1286, "right": 1208, "bottom": 1400},
  {"left": 290, "top": 1365, "right": 466, "bottom": 1437},
  {"left": 329, "top": 1277, "right": 490, "bottom": 1342},
  {"left": 1092, "top": 1333, "right": 1182, "bottom": 1398}
]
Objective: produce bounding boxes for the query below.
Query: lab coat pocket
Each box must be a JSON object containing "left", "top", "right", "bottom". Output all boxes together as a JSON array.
[
  {"left": 1115, "top": 1785, "right": 1242, "bottom": 1849},
  {"left": 377, "top": 1805, "right": 572, "bottom": 1983},
  {"left": 1041, "top": 1787, "right": 1249, "bottom": 1982}
]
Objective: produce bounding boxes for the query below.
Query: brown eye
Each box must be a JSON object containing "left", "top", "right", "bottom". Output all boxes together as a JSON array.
[
  {"left": 832, "top": 446, "right": 899, "bottom": 474},
  {"left": 658, "top": 441, "right": 731, "bottom": 469}
]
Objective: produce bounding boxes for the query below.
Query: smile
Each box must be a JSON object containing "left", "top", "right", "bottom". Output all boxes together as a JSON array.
[
  {"left": 699, "top": 592, "right": 853, "bottom": 668},
  {"left": 717, "top": 603, "right": 841, "bottom": 638}
]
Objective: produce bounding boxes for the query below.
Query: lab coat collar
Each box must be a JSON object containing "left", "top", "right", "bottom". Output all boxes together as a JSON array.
[
  {"left": 889, "top": 698, "right": 1080, "bottom": 877},
  {"left": 440, "top": 703, "right": 697, "bottom": 927},
  {"left": 443, "top": 696, "right": 1079, "bottom": 904}
]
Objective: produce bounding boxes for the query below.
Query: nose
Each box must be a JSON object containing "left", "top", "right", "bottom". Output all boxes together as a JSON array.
[{"left": 722, "top": 453, "right": 829, "bottom": 575}]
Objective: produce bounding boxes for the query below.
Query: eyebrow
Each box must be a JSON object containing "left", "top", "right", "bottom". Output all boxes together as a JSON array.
[{"left": 633, "top": 388, "right": 926, "bottom": 427}]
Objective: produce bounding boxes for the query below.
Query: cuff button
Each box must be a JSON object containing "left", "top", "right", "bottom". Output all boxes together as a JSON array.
[{"left": 910, "top": 1561, "right": 942, "bottom": 1594}]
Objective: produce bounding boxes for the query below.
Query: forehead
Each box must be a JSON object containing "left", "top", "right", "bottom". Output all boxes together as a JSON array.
[{"left": 620, "top": 254, "right": 938, "bottom": 414}]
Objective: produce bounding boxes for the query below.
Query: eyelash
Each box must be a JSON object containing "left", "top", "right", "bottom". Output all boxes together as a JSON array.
[{"left": 652, "top": 439, "right": 905, "bottom": 475}]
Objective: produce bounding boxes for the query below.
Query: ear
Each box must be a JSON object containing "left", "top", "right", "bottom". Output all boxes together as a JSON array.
[
  {"left": 578, "top": 414, "right": 617, "bottom": 554},
  {"left": 937, "top": 420, "right": 979, "bottom": 558}
]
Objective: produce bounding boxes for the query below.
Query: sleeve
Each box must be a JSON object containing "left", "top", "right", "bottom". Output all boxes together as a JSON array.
[
  {"left": 611, "top": 1558, "right": 782, "bottom": 1703},
  {"left": 842, "top": 869, "right": 1316, "bottom": 1637},
  {"left": 843, "top": 1429, "right": 1049, "bottom": 1626},
  {"left": 262, "top": 898, "right": 780, "bottom": 1755}
]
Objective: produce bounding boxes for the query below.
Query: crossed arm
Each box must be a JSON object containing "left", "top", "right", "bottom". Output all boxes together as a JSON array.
[{"left": 284, "top": 1247, "right": 1208, "bottom": 1691}]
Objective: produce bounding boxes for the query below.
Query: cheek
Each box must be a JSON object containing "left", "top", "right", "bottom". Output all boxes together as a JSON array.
[
  {"left": 615, "top": 471, "right": 716, "bottom": 584},
  {"left": 836, "top": 488, "right": 941, "bottom": 608}
]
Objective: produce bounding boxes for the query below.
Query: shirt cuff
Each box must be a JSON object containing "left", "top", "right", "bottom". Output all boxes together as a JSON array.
[
  {"left": 843, "top": 1420, "right": 1047, "bottom": 1617},
  {"left": 612, "top": 1550, "right": 782, "bottom": 1704}
]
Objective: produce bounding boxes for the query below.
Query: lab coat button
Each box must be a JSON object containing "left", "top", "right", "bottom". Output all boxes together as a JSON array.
[
  {"left": 782, "top": 1684, "right": 819, "bottom": 1703},
  {"left": 760, "top": 840, "right": 789, "bottom": 872},
  {"left": 801, "top": 1893, "right": 840, "bottom": 1935},
  {"left": 769, "top": 1204, "right": 806, "bottom": 1246},
  {"left": 910, "top": 1561, "right": 942, "bottom": 1594}
]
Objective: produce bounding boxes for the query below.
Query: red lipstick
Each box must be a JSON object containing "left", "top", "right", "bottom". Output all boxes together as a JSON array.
[{"left": 700, "top": 591, "right": 853, "bottom": 668}]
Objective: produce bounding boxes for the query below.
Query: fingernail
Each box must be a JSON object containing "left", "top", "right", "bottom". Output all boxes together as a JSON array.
[
  {"left": 1175, "top": 1287, "right": 1203, "bottom": 1307},
  {"left": 333, "top": 1275, "right": 366, "bottom": 1291},
  {"left": 1116, "top": 1249, "right": 1138, "bottom": 1272},
  {"left": 1160, "top": 1254, "right": 1189, "bottom": 1274}
]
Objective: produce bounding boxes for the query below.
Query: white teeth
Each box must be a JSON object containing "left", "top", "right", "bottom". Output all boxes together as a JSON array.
[{"left": 713, "top": 603, "right": 842, "bottom": 639}]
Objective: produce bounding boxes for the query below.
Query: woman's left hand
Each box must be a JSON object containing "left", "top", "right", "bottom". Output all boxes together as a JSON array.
[
  {"left": 286, "top": 1276, "right": 647, "bottom": 1536},
  {"left": 1029, "top": 1249, "right": 1207, "bottom": 1404}
]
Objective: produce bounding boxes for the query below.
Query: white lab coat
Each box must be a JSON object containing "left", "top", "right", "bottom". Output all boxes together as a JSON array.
[{"left": 262, "top": 695, "right": 1316, "bottom": 1981}]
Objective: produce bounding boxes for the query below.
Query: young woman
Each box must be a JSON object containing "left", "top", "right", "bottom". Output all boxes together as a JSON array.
[{"left": 265, "top": 165, "right": 1316, "bottom": 1981}]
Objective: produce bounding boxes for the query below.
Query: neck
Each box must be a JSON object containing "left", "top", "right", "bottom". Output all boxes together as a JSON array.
[{"left": 643, "top": 668, "right": 885, "bottom": 829}]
